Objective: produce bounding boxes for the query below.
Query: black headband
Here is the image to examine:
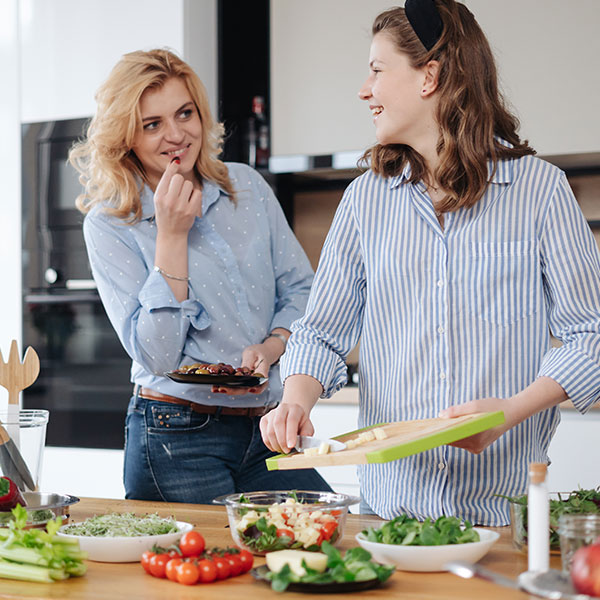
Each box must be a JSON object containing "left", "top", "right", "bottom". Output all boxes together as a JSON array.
[{"left": 405, "top": 0, "right": 443, "bottom": 51}]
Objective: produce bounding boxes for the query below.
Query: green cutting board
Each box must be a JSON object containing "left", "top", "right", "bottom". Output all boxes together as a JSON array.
[{"left": 266, "top": 411, "right": 505, "bottom": 470}]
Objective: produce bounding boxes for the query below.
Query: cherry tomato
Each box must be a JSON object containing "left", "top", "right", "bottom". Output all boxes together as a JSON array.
[
  {"left": 224, "top": 553, "right": 243, "bottom": 577},
  {"left": 330, "top": 509, "right": 342, "bottom": 516},
  {"left": 149, "top": 553, "right": 170, "bottom": 578},
  {"left": 197, "top": 558, "right": 218, "bottom": 583},
  {"left": 167, "top": 548, "right": 182, "bottom": 559},
  {"left": 141, "top": 550, "right": 155, "bottom": 574},
  {"left": 176, "top": 561, "right": 200, "bottom": 585},
  {"left": 212, "top": 555, "right": 231, "bottom": 580},
  {"left": 179, "top": 531, "right": 206, "bottom": 557},
  {"left": 237, "top": 549, "right": 254, "bottom": 573},
  {"left": 275, "top": 528, "right": 295, "bottom": 542},
  {"left": 320, "top": 520, "right": 338, "bottom": 541},
  {"left": 165, "top": 557, "right": 183, "bottom": 582}
]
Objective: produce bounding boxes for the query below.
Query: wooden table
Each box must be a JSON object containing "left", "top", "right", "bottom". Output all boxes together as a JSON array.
[{"left": 0, "top": 497, "right": 558, "bottom": 599}]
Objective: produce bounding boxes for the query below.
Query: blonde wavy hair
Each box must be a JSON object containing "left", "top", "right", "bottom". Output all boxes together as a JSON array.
[
  {"left": 69, "top": 48, "right": 234, "bottom": 221},
  {"left": 361, "top": 0, "right": 535, "bottom": 211}
]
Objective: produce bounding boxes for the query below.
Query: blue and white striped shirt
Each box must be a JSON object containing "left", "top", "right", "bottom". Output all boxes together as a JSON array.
[{"left": 281, "top": 154, "right": 600, "bottom": 525}]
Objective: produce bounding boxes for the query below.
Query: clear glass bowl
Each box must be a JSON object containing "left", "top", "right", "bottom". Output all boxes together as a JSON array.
[
  {"left": 213, "top": 490, "right": 359, "bottom": 556},
  {"left": 557, "top": 514, "right": 600, "bottom": 574}
]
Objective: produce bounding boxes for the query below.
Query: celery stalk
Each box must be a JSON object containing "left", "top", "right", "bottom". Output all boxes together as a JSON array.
[{"left": 0, "top": 557, "right": 55, "bottom": 583}]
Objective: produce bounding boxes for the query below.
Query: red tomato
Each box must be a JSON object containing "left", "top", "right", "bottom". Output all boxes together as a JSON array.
[
  {"left": 224, "top": 553, "right": 243, "bottom": 577},
  {"left": 212, "top": 555, "right": 231, "bottom": 580},
  {"left": 167, "top": 548, "right": 182, "bottom": 558},
  {"left": 330, "top": 509, "right": 342, "bottom": 516},
  {"left": 320, "top": 520, "right": 338, "bottom": 541},
  {"left": 141, "top": 550, "right": 155, "bottom": 574},
  {"left": 165, "top": 558, "right": 183, "bottom": 582},
  {"left": 275, "top": 528, "right": 295, "bottom": 542},
  {"left": 197, "top": 558, "right": 218, "bottom": 583},
  {"left": 179, "top": 531, "right": 206, "bottom": 557},
  {"left": 237, "top": 549, "right": 254, "bottom": 573},
  {"left": 176, "top": 561, "right": 200, "bottom": 585},
  {"left": 148, "top": 553, "right": 170, "bottom": 578}
]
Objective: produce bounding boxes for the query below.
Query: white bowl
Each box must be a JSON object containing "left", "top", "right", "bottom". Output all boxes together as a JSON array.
[
  {"left": 355, "top": 528, "right": 500, "bottom": 572},
  {"left": 57, "top": 520, "right": 193, "bottom": 563}
]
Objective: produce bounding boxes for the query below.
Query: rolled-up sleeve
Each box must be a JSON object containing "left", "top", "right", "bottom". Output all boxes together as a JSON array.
[{"left": 537, "top": 174, "right": 600, "bottom": 412}]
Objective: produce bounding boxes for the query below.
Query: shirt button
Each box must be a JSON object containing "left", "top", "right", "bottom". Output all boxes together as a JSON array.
[
  {"left": 438, "top": 462, "right": 445, "bottom": 470},
  {"left": 437, "top": 280, "right": 444, "bottom": 287},
  {"left": 440, "top": 372, "right": 446, "bottom": 380},
  {"left": 437, "top": 326, "right": 445, "bottom": 334}
]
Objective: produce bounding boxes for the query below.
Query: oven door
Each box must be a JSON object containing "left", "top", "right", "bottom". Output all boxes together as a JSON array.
[{"left": 22, "top": 292, "right": 133, "bottom": 449}]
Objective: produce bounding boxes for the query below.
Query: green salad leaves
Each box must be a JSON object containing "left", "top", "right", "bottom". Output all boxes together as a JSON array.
[
  {"left": 361, "top": 514, "right": 480, "bottom": 546},
  {"left": 266, "top": 541, "right": 394, "bottom": 592}
]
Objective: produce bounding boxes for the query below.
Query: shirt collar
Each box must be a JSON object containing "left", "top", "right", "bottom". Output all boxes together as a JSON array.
[
  {"left": 139, "top": 177, "right": 226, "bottom": 221},
  {"left": 387, "top": 139, "right": 515, "bottom": 189}
]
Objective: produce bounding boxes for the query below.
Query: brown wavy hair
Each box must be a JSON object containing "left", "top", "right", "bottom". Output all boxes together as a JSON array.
[
  {"left": 361, "top": 0, "right": 535, "bottom": 211},
  {"left": 69, "top": 48, "right": 234, "bottom": 221}
]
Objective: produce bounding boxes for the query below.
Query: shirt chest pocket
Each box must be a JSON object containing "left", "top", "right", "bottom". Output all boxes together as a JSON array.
[{"left": 467, "top": 240, "right": 540, "bottom": 326}]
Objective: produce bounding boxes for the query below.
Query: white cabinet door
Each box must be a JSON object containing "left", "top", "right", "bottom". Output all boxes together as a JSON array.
[
  {"left": 20, "top": 0, "right": 186, "bottom": 122},
  {"left": 547, "top": 410, "right": 600, "bottom": 492}
]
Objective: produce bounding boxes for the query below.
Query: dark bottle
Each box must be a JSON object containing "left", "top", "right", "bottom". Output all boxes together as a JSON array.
[{"left": 249, "top": 95, "right": 270, "bottom": 169}]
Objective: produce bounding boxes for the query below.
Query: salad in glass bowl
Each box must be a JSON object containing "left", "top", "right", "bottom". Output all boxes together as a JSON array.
[{"left": 213, "top": 490, "right": 359, "bottom": 555}]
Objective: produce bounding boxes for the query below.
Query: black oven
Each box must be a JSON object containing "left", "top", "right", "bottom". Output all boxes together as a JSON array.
[{"left": 21, "top": 118, "right": 133, "bottom": 449}]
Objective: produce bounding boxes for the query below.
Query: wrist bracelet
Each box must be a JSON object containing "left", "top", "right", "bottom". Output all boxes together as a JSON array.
[
  {"left": 263, "top": 332, "right": 287, "bottom": 349},
  {"left": 153, "top": 265, "right": 190, "bottom": 282}
]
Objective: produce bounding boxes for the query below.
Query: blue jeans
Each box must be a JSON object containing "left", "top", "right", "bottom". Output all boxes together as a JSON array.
[{"left": 123, "top": 395, "right": 332, "bottom": 503}]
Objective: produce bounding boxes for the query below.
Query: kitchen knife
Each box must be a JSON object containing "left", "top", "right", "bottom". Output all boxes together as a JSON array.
[
  {"left": 295, "top": 436, "right": 347, "bottom": 453},
  {"left": 0, "top": 423, "right": 36, "bottom": 492}
]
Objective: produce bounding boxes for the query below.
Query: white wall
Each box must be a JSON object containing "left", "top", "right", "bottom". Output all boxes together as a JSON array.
[
  {"left": 271, "top": 0, "right": 600, "bottom": 158},
  {"left": 0, "top": 0, "right": 23, "bottom": 405}
]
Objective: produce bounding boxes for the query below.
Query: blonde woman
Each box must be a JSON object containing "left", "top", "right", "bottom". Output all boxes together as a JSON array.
[
  {"left": 70, "top": 49, "right": 331, "bottom": 503},
  {"left": 260, "top": 0, "right": 600, "bottom": 524}
]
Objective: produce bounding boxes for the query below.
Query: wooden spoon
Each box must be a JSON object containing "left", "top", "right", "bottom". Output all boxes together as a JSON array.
[{"left": 0, "top": 341, "right": 41, "bottom": 448}]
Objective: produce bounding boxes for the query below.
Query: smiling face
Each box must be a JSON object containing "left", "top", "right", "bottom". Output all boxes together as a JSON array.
[
  {"left": 131, "top": 77, "right": 202, "bottom": 189},
  {"left": 358, "top": 32, "right": 435, "bottom": 148}
]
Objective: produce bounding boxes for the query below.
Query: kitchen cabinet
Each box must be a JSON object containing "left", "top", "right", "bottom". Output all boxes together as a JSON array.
[{"left": 19, "top": 0, "right": 218, "bottom": 123}]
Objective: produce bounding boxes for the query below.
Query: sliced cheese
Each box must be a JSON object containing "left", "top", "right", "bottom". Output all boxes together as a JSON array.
[
  {"left": 265, "top": 549, "right": 328, "bottom": 577},
  {"left": 317, "top": 441, "right": 330, "bottom": 455}
]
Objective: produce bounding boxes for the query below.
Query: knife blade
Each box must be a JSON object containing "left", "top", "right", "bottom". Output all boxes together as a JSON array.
[
  {"left": 0, "top": 423, "right": 36, "bottom": 491},
  {"left": 295, "top": 435, "right": 347, "bottom": 453}
]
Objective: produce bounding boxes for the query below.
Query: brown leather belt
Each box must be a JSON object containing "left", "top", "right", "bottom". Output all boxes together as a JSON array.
[{"left": 135, "top": 386, "right": 277, "bottom": 417}]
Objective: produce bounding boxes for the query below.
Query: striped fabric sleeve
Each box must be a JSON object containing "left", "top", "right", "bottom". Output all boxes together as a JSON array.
[
  {"left": 537, "top": 173, "right": 600, "bottom": 410},
  {"left": 281, "top": 181, "right": 366, "bottom": 397}
]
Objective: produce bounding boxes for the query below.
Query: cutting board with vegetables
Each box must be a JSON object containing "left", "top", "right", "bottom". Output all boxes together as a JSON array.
[{"left": 266, "top": 411, "right": 504, "bottom": 470}]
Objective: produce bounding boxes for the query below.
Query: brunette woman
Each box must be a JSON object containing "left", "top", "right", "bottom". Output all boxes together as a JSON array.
[
  {"left": 70, "top": 49, "right": 331, "bottom": 503},
  {"left": 260, "top": 0, "right": 600, "bottom": 525}
]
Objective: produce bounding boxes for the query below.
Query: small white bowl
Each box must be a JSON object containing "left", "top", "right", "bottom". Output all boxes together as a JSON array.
[
  {"left": 355, "top": 528, "right": 500, "bottom": 572},
  {"left": 57, "top": 521, "right": 193, "bottom": 563}
]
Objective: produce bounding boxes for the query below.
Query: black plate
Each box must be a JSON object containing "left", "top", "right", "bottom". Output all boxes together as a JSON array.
[
  {"left": 250, "top": 565, "right": 386, "bottom": 594},
  {"left": 165, "top": 371, "right": 267, "bottom": 387}
]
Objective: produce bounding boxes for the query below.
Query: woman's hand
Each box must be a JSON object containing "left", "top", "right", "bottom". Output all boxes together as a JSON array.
[
  {"left": 259, "top": 402, "right": 314, "bottom": 454},
  {"left": 439, "top": 397, "right": 517, "bottom": 454},
  {"left": 154, "top": 158, "right": 202, "bottom": 237},
  {"left": 439, "top": 376, "right": 568, "bottom": 454},
  {"left": 211, "top": 334, "right": 287, "bottom": 395}
]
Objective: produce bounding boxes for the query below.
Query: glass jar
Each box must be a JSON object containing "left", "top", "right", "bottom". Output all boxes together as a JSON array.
[{"left": 557, "top": 514, "right": 600, "bottom": 573}]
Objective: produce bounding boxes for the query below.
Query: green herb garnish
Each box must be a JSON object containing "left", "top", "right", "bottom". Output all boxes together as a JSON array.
[{"left": 61, "top": 512, "right": 178, "bottom": 537}]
